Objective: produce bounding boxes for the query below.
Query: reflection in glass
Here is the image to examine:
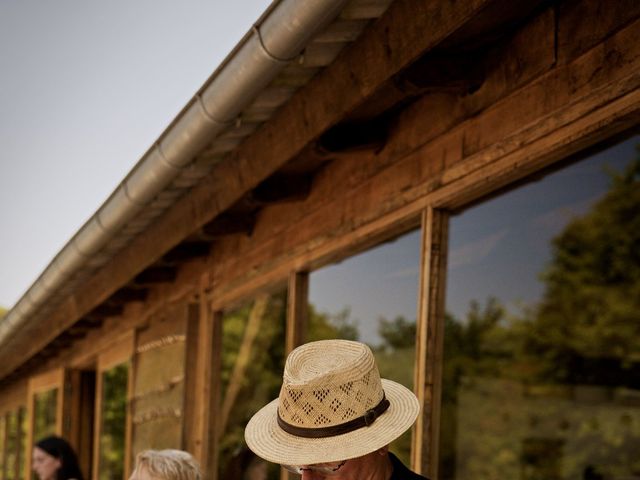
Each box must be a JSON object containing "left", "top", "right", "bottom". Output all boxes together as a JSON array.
[
  {"left": 441, "top": 136, "right": 640, "bottom": 479},
  {"left": 218, "top": 290, "right": 287, "bottom": 480},
  {"left": 33, "top": 389, "right": 58, "bottom": 442},
  {"left": 1, "top": 414, "right": 5, "bottom": 478},
  {"left": 6, "top": 408, "right": 25, "bottom": 480},
  {"left": 98, "top": 363, "right": 129, "bottom": 480},
  {"left": 308, "top": 229, "right": 420, "bottom": 465}
]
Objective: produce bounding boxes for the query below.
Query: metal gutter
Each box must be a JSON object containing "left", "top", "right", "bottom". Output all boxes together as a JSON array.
[{"left": 0, "top": 0, "right": 350, "bottom": 350}]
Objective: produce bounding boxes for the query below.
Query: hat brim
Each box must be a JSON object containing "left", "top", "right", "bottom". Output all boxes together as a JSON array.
[{"left": 244, "top": 379, "right": 420, "bottom": 465}]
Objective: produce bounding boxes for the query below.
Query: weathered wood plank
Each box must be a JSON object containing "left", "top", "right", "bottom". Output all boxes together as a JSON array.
[
  {"left": 0, "top": 380, "right": 27, "bottom": 414},
  {"left": 286, "top": 271, "right": 308, "bottom": 354},
  {"left": 413, "top": 208, "right": 448, "bottom": 478},
  {"left": 206, "top": 15, "right": 640, "bottom": 308},
  {"left": 557, "top": 0, "right": 640, "bottom": 65}
]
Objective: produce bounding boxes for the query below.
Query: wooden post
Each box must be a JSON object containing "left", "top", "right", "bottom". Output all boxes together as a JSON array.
[
  {"left": 412, "top": 207, "right": 449, "bottom": 479},
  {"left": 16, "top": 407, "right": 25, "bottom": 480},
  {"left": 185, "top": 273, "right": 223, "bottom": 480},
  {"left": 1, "top": 412, "right": 7, "bottom": 480},
  {"left": 280, "top": 270, "right": 309, "bottom": 480},
  {"left": 286, "top": 271, "right": 309, "bottom": 354}
]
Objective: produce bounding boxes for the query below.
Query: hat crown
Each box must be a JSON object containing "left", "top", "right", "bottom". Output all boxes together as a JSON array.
[{"left": 277, "top": 340, "right": 384, "bottom": 429}]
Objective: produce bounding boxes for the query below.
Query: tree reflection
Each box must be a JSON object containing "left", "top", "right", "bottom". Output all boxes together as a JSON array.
[{"left": 440, "top": 153, "right": 640, "bottom": 479}]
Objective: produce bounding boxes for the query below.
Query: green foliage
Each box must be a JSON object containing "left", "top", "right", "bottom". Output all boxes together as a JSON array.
[
  {"left": 307, "top": 304, "right": 359, "bottom": 342},
  {"left": 440, "top": 153, "right": 640, "bottom": 479},
  {"left": 378, "top": 315, "right": 416, "bottom": 350},
  {"left": 99, "top": 364, "right": 128, "bottom": 480},
  {"left": 219, "top": 292, "right": 287, "bottom": 480},
  {"left": 530, "top": 156, "right": 640, "bottom": 386}
]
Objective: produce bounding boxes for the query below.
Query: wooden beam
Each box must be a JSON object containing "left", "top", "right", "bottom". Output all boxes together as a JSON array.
[
  {"left": 286, "top": 271, "right": 308, "bottom": 354},
  {"left": 183, "top": 277, "right": 216, "bottom": 471},
  {"left": 205, "top": 8, "right": 640, "bottom": 304},
  {"left": 412, "top": 208, "right": 448, "bottom": 477}
]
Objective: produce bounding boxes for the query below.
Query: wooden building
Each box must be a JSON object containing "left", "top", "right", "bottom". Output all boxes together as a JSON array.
[{"left": 1, "top": 0, "right": 639, "bottom": 479}]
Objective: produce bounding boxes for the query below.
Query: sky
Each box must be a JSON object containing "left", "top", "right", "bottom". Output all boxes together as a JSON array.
[{"left": 0, "top": 0, "right": 271, "bottom": 309}]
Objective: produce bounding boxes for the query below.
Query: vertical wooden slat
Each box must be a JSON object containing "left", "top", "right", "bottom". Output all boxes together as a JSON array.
[
  {"left": 179, "top": 287, "right": 222, "bottom": 479},
  {"left": 286, "top": 271, "right": 309, "bottom": 354},
  {"left": 412, "top": 207, "right": 449, "bottom": 479},
  {"left": 92, "top": 367, "right": 104, "bottom": 480},
  {"left": 123, "top": 355, "right": 134, "bottom": 480},
  {"left": 77, "top": 372, "right": 95, "bottom": 480},
  {"left": 182, "top": 304, "right": 200, "bottom": 455},
  {"left": 208, "top": 311, "right": 223, "bottom": 480},
  {"left": 1, "top": 412, "right": 7, "bottom": 480},
  {"left": 16, "top": 408, "right": 24, "bottom": 480},
  {"left": 281, "top": 270, "right": 309, "bottom": 480}
]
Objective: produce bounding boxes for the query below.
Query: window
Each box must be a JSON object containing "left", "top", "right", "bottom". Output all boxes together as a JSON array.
[
  {"left": 95, "top": 339, "right": 133, "bottom": 480},
  {"left": 308, "top": 229, "right": 421, "bottom": 464},
  {"left": 440, "top": 136, "right": 640, "bottom": 479},
  {"left": 32, "top": 389, "right": 58, "bottom": 442},
  {"left": 218, "top": 289, "right": 287, "bottom": 480},
  {"left": 97, "top": 364, "right": 128, "bottom": 480},
  {"left": 3, "top": 408, "right": 26, "bottom": 480}
]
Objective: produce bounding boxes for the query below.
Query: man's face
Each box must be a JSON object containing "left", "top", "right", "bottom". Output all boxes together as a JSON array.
[{"left": 293, "top": 448, "right": 390, "bottom": 480}]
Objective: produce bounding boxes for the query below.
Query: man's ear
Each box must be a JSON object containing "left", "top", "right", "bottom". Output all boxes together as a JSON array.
[{"left": 377, "top": 445, "right": 389, "bottom": 455}]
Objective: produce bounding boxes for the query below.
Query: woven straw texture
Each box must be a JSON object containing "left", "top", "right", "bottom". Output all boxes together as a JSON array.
[{"left": 245, "top": 340, "right": 420, "bottom": 465}]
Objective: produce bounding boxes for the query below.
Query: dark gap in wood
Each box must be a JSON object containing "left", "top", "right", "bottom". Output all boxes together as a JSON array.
[
  {"left": 201, "top": 212, "right": 256, "bottom": 238},
  {"left": 251, "top": 173, "right": 314, "bottom": 204},
  {"left": 134, "top": 266, "right": 177, "bottom": 285},
  {"left": 163, "top": 242, "right": 212, "bottom": 263}
]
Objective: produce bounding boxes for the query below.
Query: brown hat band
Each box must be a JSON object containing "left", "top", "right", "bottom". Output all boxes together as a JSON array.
[{"left": 276, "top": 393, "right": 390, "bottom": 438}]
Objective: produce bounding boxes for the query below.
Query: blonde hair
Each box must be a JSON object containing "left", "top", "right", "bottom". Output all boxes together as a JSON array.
[{"left": 131, "top": 450, "right": 201, "bottom": 480}]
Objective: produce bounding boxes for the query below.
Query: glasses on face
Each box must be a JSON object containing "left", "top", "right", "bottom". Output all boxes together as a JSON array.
[{"left": 282, "top": 459, "right": 348, "bottom": 475}]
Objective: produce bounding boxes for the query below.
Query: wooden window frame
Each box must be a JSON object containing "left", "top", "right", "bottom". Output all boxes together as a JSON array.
[{"left": 26, "top": 369, "right": 66, "bottom": 480}]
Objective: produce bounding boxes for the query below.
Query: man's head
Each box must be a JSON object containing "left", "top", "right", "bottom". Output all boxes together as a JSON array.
[
  {"left": 244, "top": 340, "right": 419, "bottom": 470},
  {"left": 129, "top": 450, "right": 201, "bottom": 480}
]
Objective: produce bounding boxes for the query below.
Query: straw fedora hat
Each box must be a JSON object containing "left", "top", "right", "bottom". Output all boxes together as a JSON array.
[{"left": 244, "top": 339, "right": 420, "bottom": 465}]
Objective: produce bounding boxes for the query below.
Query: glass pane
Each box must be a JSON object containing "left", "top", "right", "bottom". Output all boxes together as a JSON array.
[
  {"left": 33, "top": 388, "right": 58, "bottom": 442},
  {"left": 98, "top": 363, "right": 129, "bottom": 480},
  {"left": 5, "top": 409, "right": 21, "bottom": 480},
  {"left": 308, "top": 229, "right": 421, "bottom": 465},
  {"left": 218, "top": 290, "right": 287, "bottom": 480},
  {"left": 440, "top": 135, "right": 640, "bottom": 479},
  {"left": 0, "top": 415, "right": 5, "bottom": 479}
]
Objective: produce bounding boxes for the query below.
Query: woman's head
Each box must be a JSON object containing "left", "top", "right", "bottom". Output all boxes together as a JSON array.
[
  {"left": 129, "top": 450, "right": 201, "bottom": 480},
  {"left": 33, "top": 436, "right": 83, "bottom": 480}
]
